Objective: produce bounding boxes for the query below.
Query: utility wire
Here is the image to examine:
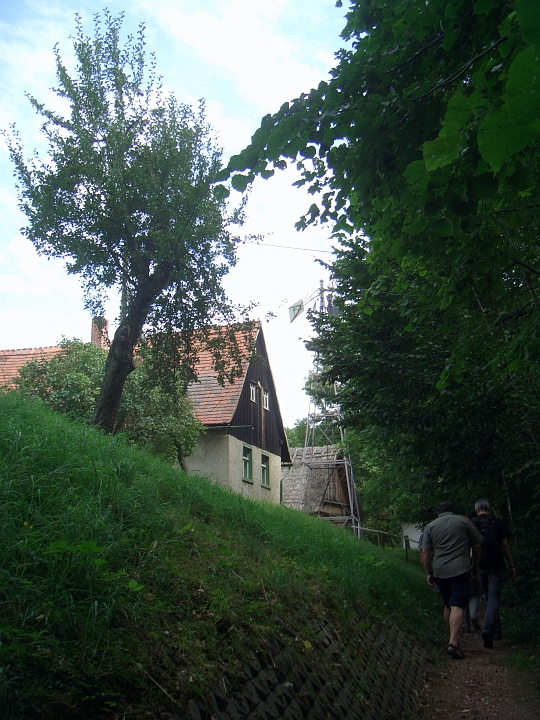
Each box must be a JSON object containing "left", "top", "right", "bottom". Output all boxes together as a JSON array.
[{"left": 241, "top": 240, "right": 333, "bottom": 254}]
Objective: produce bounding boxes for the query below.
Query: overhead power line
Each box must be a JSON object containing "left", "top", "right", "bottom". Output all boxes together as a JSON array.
[{"left": 241, "top": 239, "right": 333, "bottom": 254}]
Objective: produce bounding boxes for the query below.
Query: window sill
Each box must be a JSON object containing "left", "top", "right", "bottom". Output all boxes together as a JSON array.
[{"left": 242, "top": 478, "right": 253, "bottom": 484}]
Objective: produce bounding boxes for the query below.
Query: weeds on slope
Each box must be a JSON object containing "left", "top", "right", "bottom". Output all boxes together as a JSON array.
[{"left": 0, "top": 392, "right": 439, "bottom": 717}]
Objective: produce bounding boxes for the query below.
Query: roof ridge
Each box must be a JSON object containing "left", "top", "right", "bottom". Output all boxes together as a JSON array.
[{"left": 0, "top": 346, "right": 59, "bottom": 352}]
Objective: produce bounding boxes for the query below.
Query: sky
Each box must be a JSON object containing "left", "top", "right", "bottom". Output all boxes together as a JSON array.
[{"left": 0, "top": 0, "right": 348, "bottom": 427}]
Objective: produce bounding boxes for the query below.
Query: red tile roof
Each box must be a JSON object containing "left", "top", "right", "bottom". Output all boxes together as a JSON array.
[
  {"left": 187, "top": 325, "right": 259, "bottom": 426},
  {"left": 0, "top": 346, "right": 61, "bottom": 387},
  {"left": 0, "top": 326, "right": 260, "bottom": 428}
]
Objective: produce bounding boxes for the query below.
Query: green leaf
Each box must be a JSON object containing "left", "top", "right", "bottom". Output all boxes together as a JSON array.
[
  {"left": 127, "top": 579, "right": 145, "bottom": 592},
  {"left": 308, "top": 203, "right": 320, "bottom": 219},
  {"left": 432, "top": 218, "right": 454, "bottom": 236},
  {"left": 516, "top": 0, "right": 540, "bottom": 46},
  {"left": 46, "top": 540, "right": 69, "bottom": 554},
  {"left": 474, "top": 0, "right": 494, "bottom": 14},
  {"left": 442, "top": 92, "right": 474, "bottom": 134},
  {"left": 404, "top": 160, "right": 430, "bottom": 193},
  {"left": 231, "top": 173, "right": 251, "bottom": 193},
  {"left": 504, "top": 47, "right": 540, "bottom": 126},
  {"left": 478, "top": 106, "right": 540, "bottom": 172},
  {"left": 214, "top": 168, "right": 230, "bottom": 182},
  {"left": 423, "top": 133, "right": 460, "bottom": 171},
  {"left": 442, "top": 30, "right": 457, "bottom": 51},
  {"left": 212, "top": 184, "right": 230, "bottom": 201},
  {"left": 467, "top": 172, "right": 498, "bottom": 198}
]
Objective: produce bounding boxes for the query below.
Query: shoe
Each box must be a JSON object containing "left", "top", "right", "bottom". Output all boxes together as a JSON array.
[
  {"left": 481, "top": 630, "right": 493, "bottom": 649},
  {"left": 447, "top": 643, "right": 464, "bottom": 659},
  {"left": 471, "top": 618, "right": 481, "bottom": 632}
]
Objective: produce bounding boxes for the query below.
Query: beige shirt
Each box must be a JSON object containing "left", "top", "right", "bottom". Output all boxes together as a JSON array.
[{"left": 422, "top": 512, "right": 483, "bottom": 579}]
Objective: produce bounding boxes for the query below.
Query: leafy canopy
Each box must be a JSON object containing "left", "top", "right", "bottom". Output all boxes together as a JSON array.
[
  {"left": 221, "top": 0, "right": 540, "bottom": 375},
  {"left": 218, "top": 0, "right": 540, "bottom": 600},
  {"left": 4, "top": 11, "right": 251, "bottom": 432},
  {"left": 14, "top": 339, "right": 203, "bottom": 461}
]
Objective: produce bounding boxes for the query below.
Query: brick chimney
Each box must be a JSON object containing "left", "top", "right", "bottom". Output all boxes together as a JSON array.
[{"left": 91, "top": 317, "right": 109, "bottom": 349}]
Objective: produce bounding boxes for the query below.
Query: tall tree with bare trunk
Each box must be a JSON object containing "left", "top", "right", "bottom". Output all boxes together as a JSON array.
[{"left": 5, "top": 11, "right": 249, "bottom": 433}]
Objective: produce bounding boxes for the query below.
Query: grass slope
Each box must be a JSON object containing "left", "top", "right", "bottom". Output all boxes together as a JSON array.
[{"left": 0, "top": 392, "right": 440, "bottom": 718}]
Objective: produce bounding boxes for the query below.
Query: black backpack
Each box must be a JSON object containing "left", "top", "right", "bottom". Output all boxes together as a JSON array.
[{"left": 476, "top": 517, "right": 502, "bottom": 568}]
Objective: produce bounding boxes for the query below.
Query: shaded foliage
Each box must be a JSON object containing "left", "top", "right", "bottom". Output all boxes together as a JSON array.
[
  {"left": 218, "top": 0, "right": 540, "bottom": 632},
  {"left": 14, "top": 339, "right": 202, "bottom": 462}
]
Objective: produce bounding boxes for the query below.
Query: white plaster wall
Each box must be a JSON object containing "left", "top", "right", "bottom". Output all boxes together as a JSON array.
[
  {"left": 184, "top": 432, "right": 230, "bottom": 487},
  {"left": 400, "top": 522, "right": 423, "bottom": 549},
  {"left": 227, "top": 436, "right": 281, "bottom": 504},
  {"left": 185, "top": 432, "right": 281, "bottom": 504}
]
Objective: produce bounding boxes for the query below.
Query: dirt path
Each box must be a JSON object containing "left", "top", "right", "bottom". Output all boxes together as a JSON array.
[{"left": 418, "top": 629, "right": 540, "bottom": 720}]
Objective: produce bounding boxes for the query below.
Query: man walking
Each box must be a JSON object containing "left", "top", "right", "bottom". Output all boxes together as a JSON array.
[
  {"left": 421, "top": 501, "right": 483, "bottom": 659},
  {"left": 472, "top": 499, "right": 517, "bottom": 648}
]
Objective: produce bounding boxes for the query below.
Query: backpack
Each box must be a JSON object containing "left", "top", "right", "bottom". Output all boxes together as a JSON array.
[{"left": 476, "top": 517, "right": 502, "bottom": 569}]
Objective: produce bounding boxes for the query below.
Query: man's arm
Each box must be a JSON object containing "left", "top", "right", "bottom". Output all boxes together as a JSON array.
[
  {"left": 501, "top": 538, "right": 517, "bottom": 579},
  {"left": 422, "top": 550, "right": 436, "bottom": 588},
  {"left": 471, "top": 543, "right": 481, "bottom": 579}
]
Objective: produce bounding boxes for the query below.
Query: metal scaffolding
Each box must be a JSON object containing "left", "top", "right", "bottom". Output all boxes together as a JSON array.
[{"left": 282, "top": 282, "right": 362, "bottom": 537}]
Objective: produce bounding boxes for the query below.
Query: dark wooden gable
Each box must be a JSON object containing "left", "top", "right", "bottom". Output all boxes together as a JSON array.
[{"left": 228, "top": 331, "right": 291, "bottom": 463}]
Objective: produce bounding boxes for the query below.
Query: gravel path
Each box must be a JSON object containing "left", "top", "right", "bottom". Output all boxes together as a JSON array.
[{"left": 418, "top": 629, "right": 540, "bottom": 720}]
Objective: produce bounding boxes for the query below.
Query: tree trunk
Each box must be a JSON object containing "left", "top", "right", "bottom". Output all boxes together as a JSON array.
[
  {"left": 175, "top": 441, "right": 186, "bottom": 472},
  {"left": 93, "top": 286, "right": 155, "bottom": 432}
]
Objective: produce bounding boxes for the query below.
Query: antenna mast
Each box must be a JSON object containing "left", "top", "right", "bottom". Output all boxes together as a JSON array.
[{"left": 282, "top": 282, "right": 362, "bottom": 537}]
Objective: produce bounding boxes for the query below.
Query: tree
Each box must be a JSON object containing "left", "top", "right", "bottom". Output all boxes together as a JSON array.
[
  {"left": 14, "top": 339, "right": 203, "bottom": 463},
  {"left": 220, "top": 0, "right": 540, "bottom": 379},
  {"left": 15, "top": 339, "right": 105, "bottom": 422},
  {"left": 5, "top": 11, "right": 250, "bottom": 433},
  {"left": 215, "top": 1, "right": 540, "bottom": 619}
]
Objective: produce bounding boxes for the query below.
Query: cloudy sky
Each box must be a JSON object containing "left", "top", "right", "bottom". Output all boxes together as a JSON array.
[{"left": 0, "top": 0, "right": 348, "bottom": 426}]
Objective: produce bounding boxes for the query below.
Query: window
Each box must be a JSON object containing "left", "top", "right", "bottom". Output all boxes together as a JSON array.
[
  {"left": 263, "top": 389, "right": 269, "bottom": 410},
  {"left": 242, "top": 446, "right": 253, "bottom": 482},
  {"left": 261, "top": 454, "right": 270, "bottom": 488},
  {"left": 250, "top": 382, "right": 257, "bottom": 403}
]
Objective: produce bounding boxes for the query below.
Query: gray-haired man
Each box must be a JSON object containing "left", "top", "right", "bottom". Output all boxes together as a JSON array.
[{"left": 472, "top": 499, "right": 516, "bottom": 648}]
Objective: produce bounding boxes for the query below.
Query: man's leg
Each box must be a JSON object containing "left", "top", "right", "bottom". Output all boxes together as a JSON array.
[
  {"left": 482, "top": 570, "right": 504, "bottom": 645},
  {"left": 443, "top": 604, "right": 451, "bottom": 631},
  {"left": 469, "top": 578, "right": 481, "bottom": 630},
  {"left": 448, "top": 606, "right": 464, "bottom": 647}
]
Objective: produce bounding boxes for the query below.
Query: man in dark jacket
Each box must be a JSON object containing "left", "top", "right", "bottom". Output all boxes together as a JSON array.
[
  {"left": 472, "top": 499, "right": 517, "bottom": 648},
  {"left": 421, "top": 501, "right": 482, "bottom": 659}
]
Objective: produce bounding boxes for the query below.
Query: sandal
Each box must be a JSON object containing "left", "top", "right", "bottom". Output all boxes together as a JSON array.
[{"left": 447, "top": 643, "right": 464, "bottom": 659}]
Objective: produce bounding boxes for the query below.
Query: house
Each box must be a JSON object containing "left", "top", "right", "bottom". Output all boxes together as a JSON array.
[
  {"left": 400, "top": 522, "right": 423, "bottom": 549},
  {"left": 0, "top": 321, "right": 291, "bottom": 504},
  {"left": 281, "top": 445, "right": 361, "bottom": 533},
  {"left": 185, "top": 324, "right": 290, "bottom": 503}
]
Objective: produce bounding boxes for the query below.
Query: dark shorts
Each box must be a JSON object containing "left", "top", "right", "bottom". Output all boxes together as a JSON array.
[{"left": 434, "top": 571, "right": 471, "bottom": 609}]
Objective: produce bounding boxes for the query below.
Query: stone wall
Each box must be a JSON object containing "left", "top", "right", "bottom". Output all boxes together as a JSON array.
[{"left": 189, "top": 609, "right": 426, "bottom": 720}]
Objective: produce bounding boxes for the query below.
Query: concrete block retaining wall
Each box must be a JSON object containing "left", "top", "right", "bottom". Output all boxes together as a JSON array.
[{"left": 189, "top": 610, "right": 426, "bottom": 720}]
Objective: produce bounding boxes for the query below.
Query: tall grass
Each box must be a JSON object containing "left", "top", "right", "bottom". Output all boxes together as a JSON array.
[{"left": 0, "top": 392, "right": 439, "bottom": 715}]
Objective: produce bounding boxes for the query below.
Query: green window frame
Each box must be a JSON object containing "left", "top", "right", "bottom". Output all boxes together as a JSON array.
[
  {"left": 242, "top": 446, "right": 253, "bottom": 482},
  {"left": 261, "top": 454, "right": 270, "bottom": 488}
]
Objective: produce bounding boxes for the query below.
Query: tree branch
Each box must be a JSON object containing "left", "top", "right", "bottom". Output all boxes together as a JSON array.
[
  {"left": 383, "top": 34, "right": 445, "bottom": 75},
  {"left": 413, "top": 34, "right": 509, "bottom": 101}
]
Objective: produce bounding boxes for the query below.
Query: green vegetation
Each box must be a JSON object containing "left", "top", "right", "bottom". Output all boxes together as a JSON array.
[
  {"left": 216, "top": 0, "right": 540, "bottom": 641},
  {"left": 1, "top": 392, "right": 437, "bottom": 718},
  {"left": 4, "top": 11, "right": 250, "bottom": 434},
  {"left": 14, "top": 338, "right": 203, "bottom": 463}
]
